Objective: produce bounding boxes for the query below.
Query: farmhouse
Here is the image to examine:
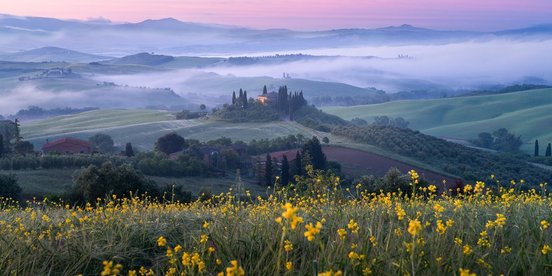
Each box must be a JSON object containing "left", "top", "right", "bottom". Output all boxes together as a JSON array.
[
  {"left": 42, "top": 138, "right": 91, "bottom": 154},
  {"left": 256, "top": 92, "right": 278, "bottom": 105}
]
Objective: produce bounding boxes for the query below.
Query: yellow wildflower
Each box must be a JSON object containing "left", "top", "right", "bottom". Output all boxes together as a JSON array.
[
  {"left": 157, "top": 236, "right": 167, "bottom": 247},
  {"left": 408, "top": 219, "right": 422, "bottom": 237}
]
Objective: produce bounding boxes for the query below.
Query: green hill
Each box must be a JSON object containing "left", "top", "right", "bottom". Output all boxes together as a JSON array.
[
  {"left": 21, "top": 109, "right": 330, "bottom": 150},
  {"left": 324, "top": 89, "right": 552, "bottom": 153}
]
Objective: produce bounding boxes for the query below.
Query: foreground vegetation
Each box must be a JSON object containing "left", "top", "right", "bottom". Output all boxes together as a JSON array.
[{"left": 1, "top": 169, "right": 551, "bottom": 275}]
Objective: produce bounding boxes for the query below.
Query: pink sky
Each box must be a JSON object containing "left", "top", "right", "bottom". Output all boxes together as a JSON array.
[{"left": 1, "top": 0, "right": 551, "bottom": 30}]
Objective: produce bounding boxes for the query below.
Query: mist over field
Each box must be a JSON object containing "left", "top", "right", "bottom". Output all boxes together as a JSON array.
[
  {"left": 88, "top": 39, "right": 552, "bottom": 95},
  {"left": 1, "top": 15, "right": 551, "bottom": 113}
]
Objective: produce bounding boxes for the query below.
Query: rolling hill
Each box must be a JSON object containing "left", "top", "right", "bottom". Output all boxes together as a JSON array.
[
  {"left": 20, "top": 109, "right": 459, "bottom": 179},
  {"left": 0, "top": 47, "right": 111, "bottom": 62},
  {"left": 21, "top": 109, "right": 330, "bottom": 150},
  {"left": 324, "top": 88, "right": 552, "bottom": 153}
]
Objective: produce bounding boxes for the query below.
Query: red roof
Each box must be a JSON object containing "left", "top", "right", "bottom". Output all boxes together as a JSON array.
[{"left": 42, "top": 138, "right": 90, "bottom": 150}]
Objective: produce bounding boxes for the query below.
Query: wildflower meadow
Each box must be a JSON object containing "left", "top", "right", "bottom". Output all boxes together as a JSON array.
[{"left": 0, "top": 168, "right": 551, "bottom": 275}]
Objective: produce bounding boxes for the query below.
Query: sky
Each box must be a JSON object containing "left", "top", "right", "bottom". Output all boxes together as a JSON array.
[{"left": 1, "top": 0, "right": 551, "bottom": 31}]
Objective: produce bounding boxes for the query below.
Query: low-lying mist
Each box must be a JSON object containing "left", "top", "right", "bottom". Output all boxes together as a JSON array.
[
  {"left": 0, "top": 84, "right": 189, "bottom": 116},
  {"left": 93, "top": 39, "right": 552, "bottom": 94}
]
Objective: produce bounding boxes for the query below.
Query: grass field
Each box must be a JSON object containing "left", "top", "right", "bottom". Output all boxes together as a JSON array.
[
  {"left": 1, "top": 172, "right": 551, "bottom": 275},
  {"left": 22, "top": 109, "right": 339, "bottom": 150},
  {"left": 5, "top": 168, "right": 267, "bottom": 200},
  {"left": 324, "top": 88, "right": 552, "bottom": 153}
]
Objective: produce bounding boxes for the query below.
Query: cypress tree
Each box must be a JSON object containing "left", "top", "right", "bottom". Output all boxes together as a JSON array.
[
  {"left": 243, "top": 90, "right": 248, "bottom": 108},
  {"left": 535, "top": 140, "right": 540, "bottom": 157},
  {"left": 125, "top": 142, "right": 134, "bottom": 157},
  {"left": 0, "top": 135, "right": 3, "bottom": 157},
  {"left": 263, "top": 85, "right": 267, "bottom": 95},
  {"left": 294, "top": 151, "right": 302, "bottom": 177},
  {"left": 265, "top": 154, "right": 273, "bottom": 186},
  {"left": 302, "top": 137, "right": 327, "bottom": 170},
  {"left": 281, "top": 155, "right": 290, "bottom": 186},
  {"left": 546, "top": 143, "right": 552, "bottom": 157},
  {"left": 232, "top": 91, "right": 236, "bottom": 105}
]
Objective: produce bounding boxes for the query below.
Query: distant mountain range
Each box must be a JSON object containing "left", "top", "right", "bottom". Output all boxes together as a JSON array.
[
  {"left": 0, "top": 46, "right": 111, "bottom": 62},
  {"left": 1, "top": 14, "right": 551, "bottom": 56}
]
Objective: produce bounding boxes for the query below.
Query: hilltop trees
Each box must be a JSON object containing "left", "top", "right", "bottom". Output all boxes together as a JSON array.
[
  {"left": 535, "top": 140, "right": 540, "bottom": 156},
  {"left": 155, "top": 132, "right": 187, "bottom": 155},
  {"left": 546, "top": 143, "right": 552, "bottom": 157}
]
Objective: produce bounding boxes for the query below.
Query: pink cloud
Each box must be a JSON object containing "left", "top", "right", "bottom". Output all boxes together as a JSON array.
[{"left": 1, "top": 0, "right": 551, "bottom": 30}]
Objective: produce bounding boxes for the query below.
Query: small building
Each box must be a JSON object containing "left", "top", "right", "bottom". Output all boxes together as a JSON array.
[
  {"left": 42, "top": 138, "right": 91, "bottom": 154},
  {"left": 257, "top": 92, "right": 278, "bottom": 105}
]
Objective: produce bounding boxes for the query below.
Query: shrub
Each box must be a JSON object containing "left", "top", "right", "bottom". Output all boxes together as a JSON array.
[
  {"left": 71, "top": 162, "right": 159, "bottom": 202},
  {"left": 0, "top": 174, "right": 21, "bottom": 199}
]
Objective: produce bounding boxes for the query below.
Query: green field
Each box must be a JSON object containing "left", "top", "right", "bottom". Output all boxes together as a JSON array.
[
  {"left": 6, "top": 168, "right": 267, "bottom": 199},
  {"left": 22, "top": 109, "right": 338, "bottom": 150},
  {"left": 324, "top": 88, "right": 552, "bottom": 153}
]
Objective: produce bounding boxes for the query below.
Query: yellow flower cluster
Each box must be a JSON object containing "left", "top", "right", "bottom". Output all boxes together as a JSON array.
[
  {"left": 275, "top": 203, "right": 303, "bottom": 230},
  {"left": 304, "top": 221, "right": 323, "bottom": 241}
]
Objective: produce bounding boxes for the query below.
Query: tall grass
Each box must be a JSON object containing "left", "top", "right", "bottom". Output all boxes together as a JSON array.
[{"left": 0, "top": 169, "right": 551, "bottom": 275}]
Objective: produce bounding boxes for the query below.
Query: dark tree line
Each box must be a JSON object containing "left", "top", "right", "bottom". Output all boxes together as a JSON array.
[
  {"left": 274, "top": 86, "right": 307, "bottom": 120},
  {"left": 263, "top": 136, "right": 329, "bottom": 186}
]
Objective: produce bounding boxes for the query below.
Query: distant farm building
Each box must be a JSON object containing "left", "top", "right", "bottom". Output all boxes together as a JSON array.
[
  {"left": 257, "top": 92, "right": 278, "bottom": 105},
  {"left": 42, "top": 138, "right": 91, "bottom": 154}
]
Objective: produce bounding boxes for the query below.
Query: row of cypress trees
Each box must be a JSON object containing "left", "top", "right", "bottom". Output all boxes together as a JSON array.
[{"left": 534, "top": 140, "right": 552, "bottom": 157}]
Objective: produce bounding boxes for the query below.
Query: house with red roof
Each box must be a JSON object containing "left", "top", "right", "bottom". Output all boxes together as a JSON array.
[{"left": 42, "top": 138, "right": 91, "bottom": 154}]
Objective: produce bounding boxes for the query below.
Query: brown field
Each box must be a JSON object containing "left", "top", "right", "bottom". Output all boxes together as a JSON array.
[{"left": 264, "top": 146, "right": 457, "bottom": 185}]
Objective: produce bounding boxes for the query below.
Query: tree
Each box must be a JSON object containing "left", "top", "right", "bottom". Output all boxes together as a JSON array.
[
  {"left": 492, "top": 128, "right": 522, "bottom": 152},
  {"left": 14, "top": 118, "right": 22, "bottom": 144},
  {"left": 232, "top": 91, "right": 236, "bottom": 105},
  {"left": 546, "top": 143, "right": 552, "bottom": 157},
  {"left": 473, "top": 132, "right": 494, "bottom": 148},
  {"left": 301, "top": 137, "right": 327, "bottom": 170},
  {"left": 71, "top": 162, "right": 159, "bottom": 202},
  {"left": 293, "top": 151, "right": 303, "bottom": 177},
  {"left": 263, "top": 85, "right": 267, "bottom": 95},
  {"left": 0, "top": 173, "right": 21, "bottom": 199},
  {"left": 281, "top": 155, "right": 290, "bottom": 186},
  {"left": 155, "top": 132, "right": 187, "bottom": 155},
  {"left": 535, "top": 140, "right": 540, "bottom": 157},
  {"left": 14, "top": 141, "right": 34, "bottom": 155},
  {"left": 0, "top": 135, "right": 4, "bottom": 157},
  {"left": 125, "top": 143, "right": 134, "bottom": 157},
  {"left": 265, "top": 154, "right": 272, "bottom": 186},
  {"left": 322, "top": 137, "right": 330, "bottom": 144},
  {"left": 243, "top": 90, "right": 248, "bottom": 108},
  {"left": 200, "top": 104, "right": 207, "bottom": 111},
  {"left": 89, "top": 133, "right": 114, "bottom": 153}
]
